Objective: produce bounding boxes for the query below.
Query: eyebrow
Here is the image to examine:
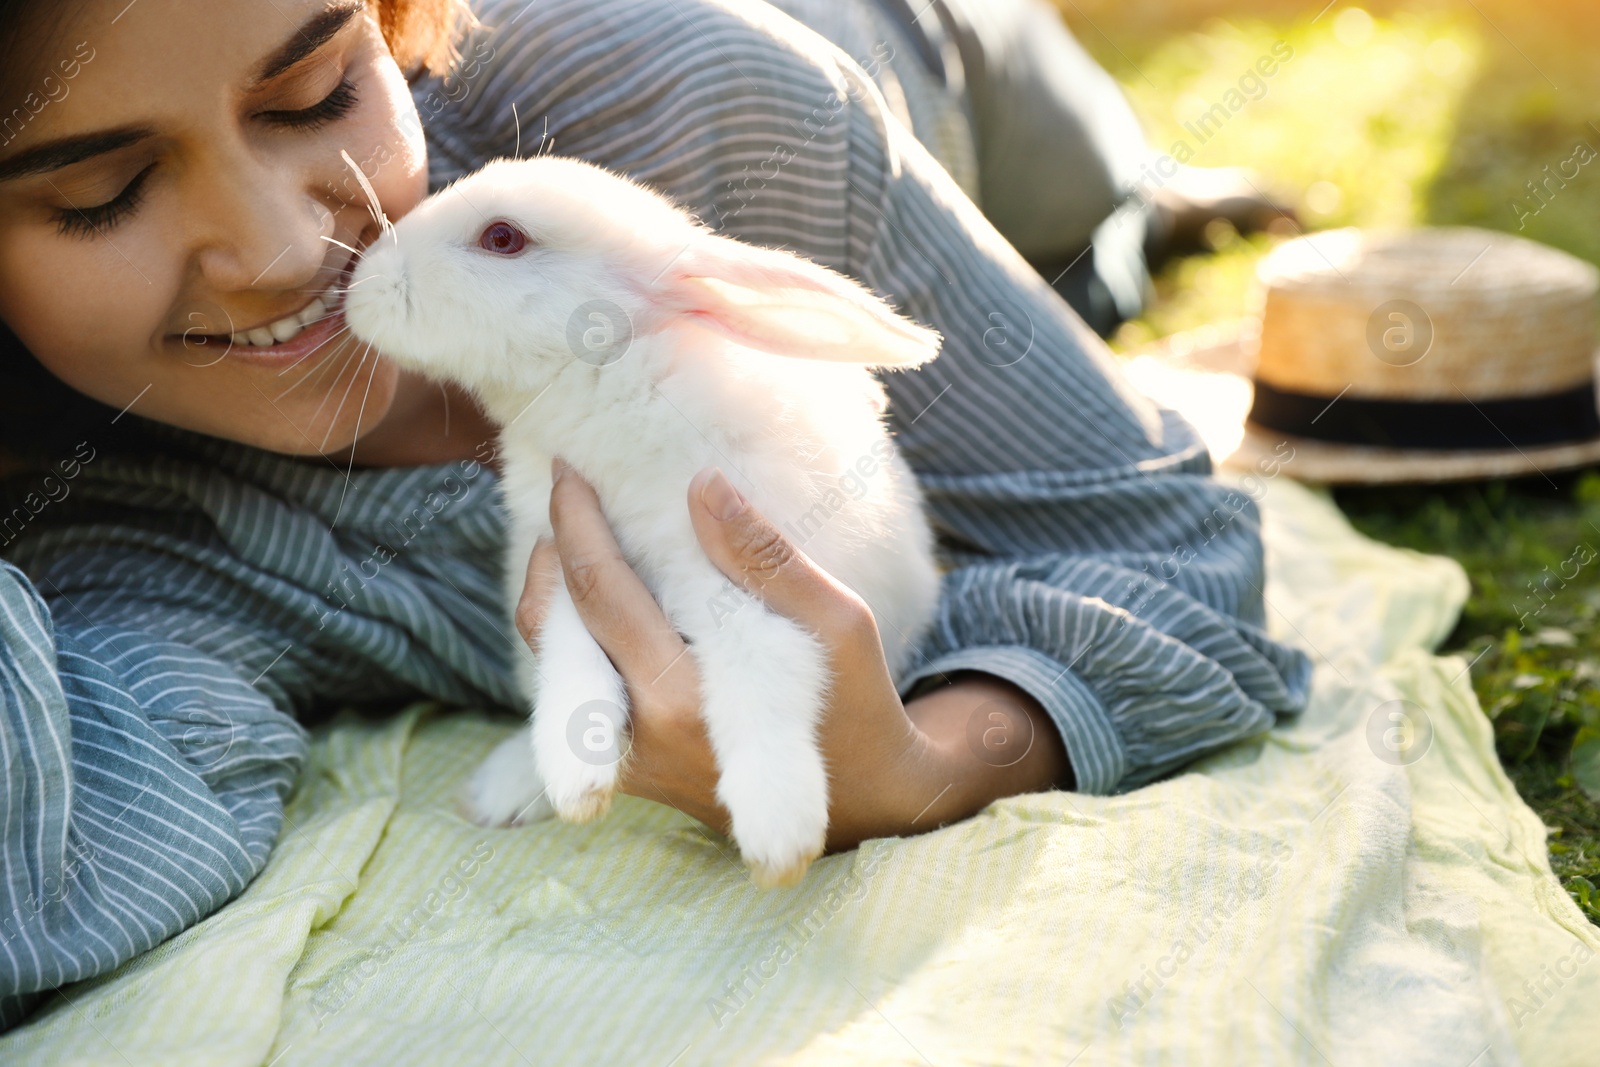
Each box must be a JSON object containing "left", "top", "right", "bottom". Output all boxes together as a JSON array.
[
  {"left": 0, "top": 127, "right": 153, "bottom": 183},
  {"left": 248, "top": 1, "right": 366, "bottom": 89},
  {"left": 0, "top": 1, "right": 366, "bottom": 184}
]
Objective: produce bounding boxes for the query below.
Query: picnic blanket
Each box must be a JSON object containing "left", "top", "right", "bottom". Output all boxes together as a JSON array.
[{"left": 2, "top": 473, "right": 1595, "bottom": 1066}]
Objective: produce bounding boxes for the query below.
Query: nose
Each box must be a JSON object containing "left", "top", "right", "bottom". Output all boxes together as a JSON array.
[{"left": 189, "top": 151, "right": 349, "bottom": 299}]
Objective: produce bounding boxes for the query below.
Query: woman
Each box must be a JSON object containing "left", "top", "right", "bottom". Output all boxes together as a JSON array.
[{"left": 0, "top": 0, "right": 1311, "bottom": 1029}]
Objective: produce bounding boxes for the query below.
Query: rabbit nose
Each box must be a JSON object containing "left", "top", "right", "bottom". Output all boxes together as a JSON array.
[
  {"left": 349, "top": 243, "right": 404, "bottom": 298},
  {"left": 343, "top": 253, "right": 409, "bottom": 346}
]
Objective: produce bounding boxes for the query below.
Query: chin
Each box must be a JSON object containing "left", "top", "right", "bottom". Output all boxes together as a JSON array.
[{"left": 214, "top": 361, "right": 404, "bottom": 457}]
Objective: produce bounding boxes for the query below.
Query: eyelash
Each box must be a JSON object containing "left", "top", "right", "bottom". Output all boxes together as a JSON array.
[
  {"left": 52, "top": 76, "right": 363, "bottom": 240},
  {"left": 259, "top": 76, "right": 361, "bottom": 131},
  {"left": 53, "top": 163, "right": 154, "bottom": 239}
]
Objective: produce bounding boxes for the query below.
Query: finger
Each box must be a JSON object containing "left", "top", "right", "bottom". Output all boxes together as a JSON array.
[
  {"left": 549, "top": 456, "right": 690, "bottom": 687},
  {"left": 687, "top": 465, "right": 878, "bottom": 644},
  {"left": 514, "top": 536, "right": 560, "bottom": 652}
]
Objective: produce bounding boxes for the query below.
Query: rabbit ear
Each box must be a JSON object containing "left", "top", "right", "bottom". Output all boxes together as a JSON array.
[{"left": 654, "top": 234, "right": 941, "bottom": 368}]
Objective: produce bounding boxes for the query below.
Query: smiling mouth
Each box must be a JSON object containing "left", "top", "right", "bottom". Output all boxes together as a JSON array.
[
  {"left": 223, "top": 295, "right": 338, "bottom": 347},
  {"left": 178, "top": 248, "right": 360, "bottom": 348}
]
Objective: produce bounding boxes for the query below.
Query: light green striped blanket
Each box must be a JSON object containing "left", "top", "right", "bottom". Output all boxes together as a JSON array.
[{"left": 3, "top": 476, "right": 1595, "bottom": 1066}]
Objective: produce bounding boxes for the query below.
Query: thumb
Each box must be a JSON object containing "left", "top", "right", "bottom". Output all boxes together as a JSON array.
[{"left": 687, "top": 466, "right": 869, "bottom": 629}]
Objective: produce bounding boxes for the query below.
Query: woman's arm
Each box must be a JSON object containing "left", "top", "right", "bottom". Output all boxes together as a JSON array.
[
  {"left": 0, "top": 556, "right": 309, "bottom": 1028},
  {"left": 0, "top": 427, "right": 508, "bottom": 1028},
  {"left": 893, "top": 671, "right": 1073, "bottom": 847}
]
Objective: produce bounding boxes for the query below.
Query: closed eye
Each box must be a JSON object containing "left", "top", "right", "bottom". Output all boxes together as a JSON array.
[
  {"left": 53, "top": 162, "right": 157, "bottom": 239},
  {"left": 258, "top": 76, "right": 361, "bottom": 131}
]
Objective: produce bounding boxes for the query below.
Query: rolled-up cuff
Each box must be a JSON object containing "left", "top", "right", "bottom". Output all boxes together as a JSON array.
[{"left": 898, "top": 643, "right": 1127, "bottom": 795}]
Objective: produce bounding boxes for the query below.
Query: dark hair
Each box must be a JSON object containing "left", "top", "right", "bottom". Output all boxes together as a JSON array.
[{"left": 0, "top": 0, "right": 479, "bottom": 463}]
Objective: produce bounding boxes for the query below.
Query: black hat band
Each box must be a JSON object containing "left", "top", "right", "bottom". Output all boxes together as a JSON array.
[{"left": 1247, "top": 379, "right": 1600, "bottom": 449}]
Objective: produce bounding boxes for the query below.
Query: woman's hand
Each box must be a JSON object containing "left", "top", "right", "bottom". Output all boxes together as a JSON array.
[{"left": 516, "top": 455, "right": 1072, "bottom": 852}]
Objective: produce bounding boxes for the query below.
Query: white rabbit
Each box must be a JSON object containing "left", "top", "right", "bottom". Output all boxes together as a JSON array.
[{"left": 342, "top": 155, "right": 942, "bottom": 887}]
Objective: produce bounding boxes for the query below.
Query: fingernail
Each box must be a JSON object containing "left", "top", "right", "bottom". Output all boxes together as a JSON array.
[
  {"left": 552, "top": 455, "right": 569, "bottom": 482},
  {"left": 702, "top": 467, "right": 747, "bottom": 521}
]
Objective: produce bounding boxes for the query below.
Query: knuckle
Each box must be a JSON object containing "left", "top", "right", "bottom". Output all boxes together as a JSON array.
[
  {"left": 831, "top": 594, "right": 880, "bottom": 648},
  {"left": 735, "top": 523, "right": 795, "bottom": 586},
  {"left": 513, "top": 596, "right": 542, "bottom": 645},
  {"left": 564, "top": 555, "right": 605, "bottom": 604},
  {"left": 515, "top": 598, "right": 540, "bottom": 639}
]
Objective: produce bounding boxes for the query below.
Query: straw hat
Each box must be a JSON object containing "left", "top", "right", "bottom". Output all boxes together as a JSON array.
[{"left": 1121, "top": 226, "right": 1600, "bottom": 484}]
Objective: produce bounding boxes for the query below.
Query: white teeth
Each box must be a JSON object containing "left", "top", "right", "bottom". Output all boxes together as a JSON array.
[{"left": 229, "top": 296, "right": 330, "bottom": 348}]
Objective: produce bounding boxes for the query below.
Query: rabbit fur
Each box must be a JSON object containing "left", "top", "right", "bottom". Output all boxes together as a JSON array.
[{"left": 343, "top": 155, "right": 942, "bottom": 887}]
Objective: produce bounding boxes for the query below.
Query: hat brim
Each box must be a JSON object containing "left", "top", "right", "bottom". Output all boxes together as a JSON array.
[{"left": 1120, "top": 325, "right": 1600, "bottom": 485}]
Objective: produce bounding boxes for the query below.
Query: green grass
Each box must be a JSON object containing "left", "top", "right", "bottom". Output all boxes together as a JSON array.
[
  {"left": 1338, "top": 474, "right": 1600, "bottom": 922},
  {"left": 1051, "top": 0, "right": 1600, "bottom": 922}
]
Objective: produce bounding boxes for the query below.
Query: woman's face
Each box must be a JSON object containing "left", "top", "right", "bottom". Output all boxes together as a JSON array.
[{"left": 0, "top": 0, "right": 429, "bottom": 456}]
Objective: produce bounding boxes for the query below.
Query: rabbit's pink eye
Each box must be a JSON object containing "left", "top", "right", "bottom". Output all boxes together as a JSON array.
[{"left": 479, "top": 221, "right": 528, "bottom": 255}]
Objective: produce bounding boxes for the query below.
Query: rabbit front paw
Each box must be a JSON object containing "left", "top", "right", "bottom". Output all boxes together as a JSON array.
[
  {"left": 680, "top": 586, "right": 834, "bottom": 887},
  {"left": 532, "top": 668, "right": 631, "bottom": 824},
  {"left": 461, "top": 728, "right": 555, "bottom": 827},
  {"left": 718, "top": 746, "right": 830, "bottom": 889},
  {"left": 527, "top": 584, "right": 634, "bottom": 823}
]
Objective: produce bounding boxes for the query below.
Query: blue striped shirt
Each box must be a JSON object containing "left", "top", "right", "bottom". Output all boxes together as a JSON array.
[{"left": 0, "top": 0, "right": 1311, "bottom": 1028}]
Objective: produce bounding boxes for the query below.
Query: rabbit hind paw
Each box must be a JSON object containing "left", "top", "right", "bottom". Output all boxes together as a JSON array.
[
  {"left": 459, "top": 730, "right": 555, "bottom": 827},
  {"left": 746, "top": 850, "right": 821, "bottom": 890}
]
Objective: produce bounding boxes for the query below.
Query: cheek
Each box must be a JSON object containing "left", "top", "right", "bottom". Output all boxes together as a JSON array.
[
  {"left": 301, "top": 44, "right": 428, "bottom": 229},
  {"left": 0, "top": 218, "right": 406, "bottom": 457},
  {"left": 346, "top": 51, "right": 430, "bottom": 223},
  {"left": 0, "top": 223, "right": 165, "bottom": 411}
]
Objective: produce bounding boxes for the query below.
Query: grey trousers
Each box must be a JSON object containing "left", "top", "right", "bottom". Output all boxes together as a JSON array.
[{"left": 867, "top": 0, "right": 1160, "bottom": 335}]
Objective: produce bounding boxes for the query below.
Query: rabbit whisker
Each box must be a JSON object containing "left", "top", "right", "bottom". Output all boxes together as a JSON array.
[
  {"left": 273, "top": 350, "right": 341, "bottom": 405},
  {"left": 330, "top": 339, "right": 382, "bottom": 528},
  {"left": 274, "top": 327, "right": 356, "bottom": 401},
  {"left": 280, "top": 344, "right": 362, "bottom": 452},
  {"left": 319, "top": 234, "right": 362, "bottom": 258},
  {"left": 336, "top": 147, "right": 398, "bottom": 254},
  {"left": 293, "top": 342, "right": 357, "bottom": 407},
  {"left": 297, "top": 305, "right": 359, "bottom": 325},
  {"left": 338, "top": 149, "right": 398, "bottom": 251},
  {"left": 317, "top": 343, "right": 374, "bottom": 452},
  {"left": 300, "top": 346, "right": 361, "bottom": 443},
  {"left": 273, "top": 321, "right": 354, "bottom": 381}
]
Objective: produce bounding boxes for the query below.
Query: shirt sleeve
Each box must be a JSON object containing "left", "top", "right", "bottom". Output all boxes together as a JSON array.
[
  {"left": 0, "top": 420, "right": 532, "bottom": 1029},
  {"left": 420, "top": 0, "right": 1314, "bottom": 795},
  {"left": 0, "top": 555, "right": 308, "bottom": 1028}
]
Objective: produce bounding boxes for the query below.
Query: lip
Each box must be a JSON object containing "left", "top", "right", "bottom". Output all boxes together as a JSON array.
[
  {"left": 169, "top": 247, "right": 362, "bottom": 367},
  {"left": 206, "top": 305, "right": 352, "bottom": 369}
]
